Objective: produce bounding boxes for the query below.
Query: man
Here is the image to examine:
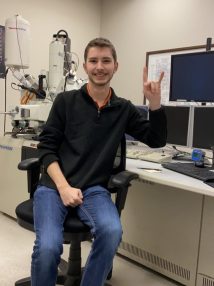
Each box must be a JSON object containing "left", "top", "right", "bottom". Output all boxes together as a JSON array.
[{"left": 32, "top": 37, "right": 167, "bottom": 286}]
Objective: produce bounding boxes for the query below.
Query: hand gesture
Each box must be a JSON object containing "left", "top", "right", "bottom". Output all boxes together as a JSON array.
[
  {"left": 143, "top": 66, "right": 164, "bottom": 110},
  {"left": 59, "top": 185, "right": 83, "bottom": 207}
]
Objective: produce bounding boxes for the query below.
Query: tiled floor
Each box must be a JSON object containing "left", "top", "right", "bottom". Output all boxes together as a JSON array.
[{"left": 0, "top": 212, "right": 181, "bottom": 286}]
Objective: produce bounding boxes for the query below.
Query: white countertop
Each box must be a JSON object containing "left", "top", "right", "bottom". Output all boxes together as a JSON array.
[{"left": 126, "top": 158, "right": 214, "bottom": 197}]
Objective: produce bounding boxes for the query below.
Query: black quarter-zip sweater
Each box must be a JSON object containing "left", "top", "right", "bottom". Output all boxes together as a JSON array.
[{"left": 38, "top": 84, "right": 167, "bottom": 190}]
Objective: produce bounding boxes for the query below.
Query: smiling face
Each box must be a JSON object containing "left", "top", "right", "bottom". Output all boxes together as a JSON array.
[{"left": 83, "top": 46, "right": 118, "bottom": 88}]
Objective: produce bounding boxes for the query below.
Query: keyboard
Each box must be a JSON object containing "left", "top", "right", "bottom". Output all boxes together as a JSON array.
[{"left": 162, "top": 162, "right": 214, "bottom": 181}]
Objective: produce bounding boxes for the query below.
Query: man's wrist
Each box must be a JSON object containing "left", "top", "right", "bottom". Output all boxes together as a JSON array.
[
  {"left": 57, "top": 182, "right": 70, "bottom": 193},
  {"left": 149, "top": 103, "right": 161, "bottom": 111}
]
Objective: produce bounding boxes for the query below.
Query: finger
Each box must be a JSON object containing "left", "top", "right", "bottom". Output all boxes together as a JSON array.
[
  {"left": 78, "top": 190, "right": 83, "bottom": 199},
  {"left": 158, "top": 71, "right": 164, "bottom": 84},
  {"left": 143, "top": 66, "right": 148, "bottom": 83},
  {"left": 75, "top": 197, "right": 83, "bottom": 204},
  {"left": 151, "top": 82, "right": 156, "bottom": 93},
  {"left": 149, "top": 82, "right": 160, "bottom": 94},
  {"left": 69, "top": 200, "right": 79, "bottom": 207},
  {"left": 143, "top": 81, "right": 151, "bottom": 90}
]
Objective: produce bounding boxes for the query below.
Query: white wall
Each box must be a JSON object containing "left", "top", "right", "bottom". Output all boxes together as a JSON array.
[
  {"left": 100, "top": 0, "right": 214, "bottom": 104},
  {"left": 0, "top": 0, "right": 101, "bottom": 135}
]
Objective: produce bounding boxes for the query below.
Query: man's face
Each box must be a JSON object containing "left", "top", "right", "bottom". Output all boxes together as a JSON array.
[{"left": 83, "top": 47, "right": 118, "bottom": 87}]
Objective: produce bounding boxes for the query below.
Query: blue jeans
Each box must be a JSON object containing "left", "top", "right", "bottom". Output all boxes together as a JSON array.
[{"left": 31, "top": 185, "right": 122, "bottom": 286}]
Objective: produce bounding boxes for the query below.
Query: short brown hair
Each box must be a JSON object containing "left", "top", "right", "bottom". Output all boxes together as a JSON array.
[{"left": 84, "top": 37, "right": 117, "bottom": 62}]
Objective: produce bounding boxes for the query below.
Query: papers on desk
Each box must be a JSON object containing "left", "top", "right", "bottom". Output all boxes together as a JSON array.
[
  {"left": 137, "top": 167, "right": 162, "bottom": 173},
  {"left": 126, "top": 147, "right": 172, "bottom": 163}
]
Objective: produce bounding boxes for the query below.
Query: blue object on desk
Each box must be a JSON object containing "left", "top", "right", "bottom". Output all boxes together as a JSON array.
[{"left": 191, "top": 149, "right": 205, "bottom": 167}]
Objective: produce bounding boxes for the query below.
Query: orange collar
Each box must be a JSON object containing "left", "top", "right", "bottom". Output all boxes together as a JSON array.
[{"left": 87, "top": 84, "right": 112, "bottom": 109}]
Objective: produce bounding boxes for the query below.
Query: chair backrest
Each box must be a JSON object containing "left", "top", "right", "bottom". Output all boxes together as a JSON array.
[{"left": 112, "top": 135, "right": 126, "bottom": 175}]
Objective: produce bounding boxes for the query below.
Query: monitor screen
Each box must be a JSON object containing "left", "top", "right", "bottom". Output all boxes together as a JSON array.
[
  {"left": 192, "top": 107, "right": 214, "bottom": 149},
  {"left": 164, "top": 105, "right": 190, "bottom": 146},
  {"left": 169, "top": 51, "right": 214, "bottom": 102}
]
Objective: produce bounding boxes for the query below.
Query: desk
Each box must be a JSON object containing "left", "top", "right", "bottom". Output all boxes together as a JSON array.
[
  {"left": 127, "top": 159, "right": 214, "bottom": 196},
  {"left": 117, "top": 159, "right": 214, "bottom": 286},
  {"left": 0, "top": 136, "right": 38, "bottom": 217}
]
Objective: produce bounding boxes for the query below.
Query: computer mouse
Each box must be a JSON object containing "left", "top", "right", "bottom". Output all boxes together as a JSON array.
[{"left": 195, "top": 161, "right": 205, "bottom": 168}]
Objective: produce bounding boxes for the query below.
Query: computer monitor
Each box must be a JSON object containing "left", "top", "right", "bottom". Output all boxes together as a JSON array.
[
  {"left": 164, "top": 105, "right": 190, "bottom": 146},
  {"left": 169, "top": 51, "right": 214, "bottom": 102},
  {"left": 192, "top": 107, "right": 214, "bottom": 149}
]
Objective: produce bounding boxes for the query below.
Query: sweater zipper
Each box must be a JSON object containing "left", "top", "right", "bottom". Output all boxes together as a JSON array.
[
  {"left": 97, "top": 98, "right": 113, "bottom": 118},
  {"left": 97, "top": 100, "right": 114, "bottom": 118}
]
